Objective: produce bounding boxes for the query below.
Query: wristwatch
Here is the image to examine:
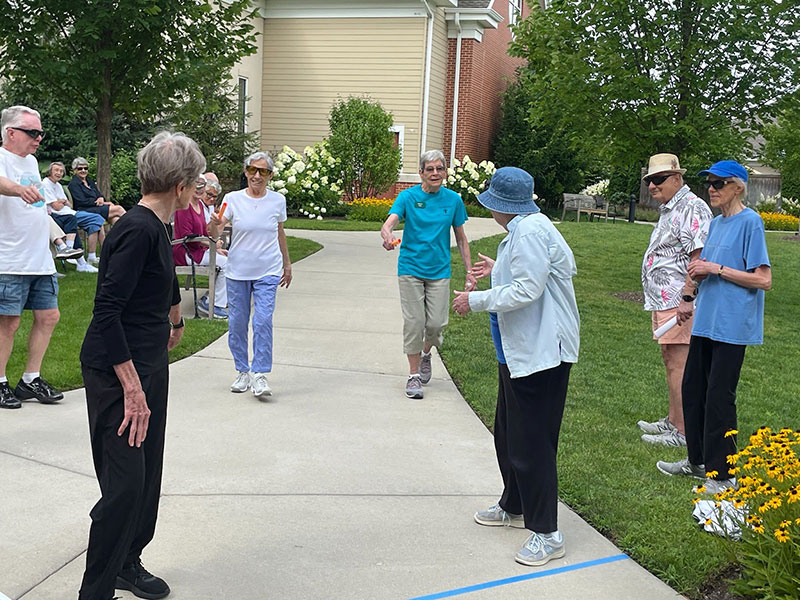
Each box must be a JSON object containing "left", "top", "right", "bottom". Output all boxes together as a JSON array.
[
  {"left": 171, "top": 317, "right": 185, "bottom": 329},
  {"left": 681, "top": 295, "right": 695, "bottom": 303},
  {"left": 718, "top": 265, "right": 725, "bottom": 276}
]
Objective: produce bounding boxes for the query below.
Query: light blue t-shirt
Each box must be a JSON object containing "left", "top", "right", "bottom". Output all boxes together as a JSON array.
[
  {"left": 692, "top": 208, "right": 770, "bottom": 345},
  {"left": 489, "top": 312, "right": 507, "bottom": 364},
  {"left": 389, "top": 185, "right": 468, "bottom": 279}
]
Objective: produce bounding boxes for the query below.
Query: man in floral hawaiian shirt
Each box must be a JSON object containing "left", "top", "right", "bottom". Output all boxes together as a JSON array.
[{"left": 638, "top": 153, "right": 712, "bottom": 448}]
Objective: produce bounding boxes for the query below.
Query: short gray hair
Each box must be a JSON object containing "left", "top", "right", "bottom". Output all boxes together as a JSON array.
[
  {"left": 138, "top": 131, "right": 206, "bottom": 196},
  {"left": 206, "top": 181, "right": 222, "bottom": 194},
  {"left": 46, "top": 161, "right": 66, "bottom": 177},
  {"left": 1, "top": 105, "right": 41, "bottom": 143},
  {"left": 419, "top": 149, "right": 446, "bottom": 171},
  {"left": 244, "top": 151, "right": 275, "bottom": 171},
  {"left": 71, "top": 156, "right": 89, "bottom": 170},
  {"left": 730, "top": 176, "right": 748, "bottom": 202}
]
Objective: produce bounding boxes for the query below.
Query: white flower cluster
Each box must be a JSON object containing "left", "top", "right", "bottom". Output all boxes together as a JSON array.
[
  {"left": 445, "top": 155, "right": 496, "bottom": 204},
  {"left": 580, "top": 179, "right": 609, "bottom": 197},
  {"left": 268, "top": 141, "right": 342, "bottom": 219},
  {"left": 758, "top": 192, "right": 800, "bottom": 217}
]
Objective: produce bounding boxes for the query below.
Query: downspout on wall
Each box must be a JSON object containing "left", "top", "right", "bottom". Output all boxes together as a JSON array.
[
  {"left": 420, "top": 0, "right": 434, "bottom": 155},
  {"left": 449, "top": 11, "right": 462, "bottom": 165}
]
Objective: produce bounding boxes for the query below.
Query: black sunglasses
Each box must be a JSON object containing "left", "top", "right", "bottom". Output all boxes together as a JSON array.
[
  {"left": 702, "top": 179, "right": 732, "bottom": 191},
  {"left": 644, "top": 173, "right": 673, "bottom": 186},
  {"left": 75, "top": 166, "right": 89, "bottom": 171},
  {"left": 11, "top": 126, "right": 45, "bottom": 139}
]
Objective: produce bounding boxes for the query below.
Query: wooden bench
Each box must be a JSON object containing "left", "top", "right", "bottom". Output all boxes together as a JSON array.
[
  {"left": 173, "top": 236, "right": 219, "bottom": 320},
  {"left": 561, "top": 193, "right": 609, "bottom": 222}
]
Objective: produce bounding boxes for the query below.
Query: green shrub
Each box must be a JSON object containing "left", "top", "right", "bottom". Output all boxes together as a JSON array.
[
  {"left": 466, "top": 204, "right": 491, "bottom": 218},
  {"left": 328, "top": 97, "right": 402, "bottom": 202},
  {"left": 88, "top": 149, "right": 140, "bottom": 209}
]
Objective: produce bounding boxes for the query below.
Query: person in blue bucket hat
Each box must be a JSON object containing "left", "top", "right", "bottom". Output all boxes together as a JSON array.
[
  {"left": 657, "top": 160, "right": 771, "bottom": 497},
  {"left": 452, "top": 166, "right": 580, "bottom": 567}
]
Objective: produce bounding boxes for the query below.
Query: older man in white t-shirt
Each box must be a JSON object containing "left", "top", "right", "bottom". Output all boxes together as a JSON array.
[{"left": 0, "top": 105, "right": 64, "bottom": 409}]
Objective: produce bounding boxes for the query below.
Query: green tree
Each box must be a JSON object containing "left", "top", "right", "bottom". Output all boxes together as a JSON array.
[
  {"left": 510, "top": 0, "right": 800, "bottom": 196},
  {"left": 0, "top": 0, "right": 258, "bottom": 197},
  {"left": 327, "top": 97, "right": 401, "bottom": 202},
  {"left": 762, "top": 98, "right": 800, "bottom": 200},
  {"left": 167, "top": 80, "right": 259, "bottom": 186},
  {"left": 493, "top": 76, "right": 598, "bottom": 209}
]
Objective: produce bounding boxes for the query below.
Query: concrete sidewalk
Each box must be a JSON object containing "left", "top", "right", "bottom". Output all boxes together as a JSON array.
[{"left": 0, "top": 218, "right": 683, "bottom": 600}]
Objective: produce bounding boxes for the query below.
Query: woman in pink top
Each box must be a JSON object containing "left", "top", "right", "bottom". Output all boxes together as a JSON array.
[{"left": 172, "top": 177, "right": 228, "bottom": 318}]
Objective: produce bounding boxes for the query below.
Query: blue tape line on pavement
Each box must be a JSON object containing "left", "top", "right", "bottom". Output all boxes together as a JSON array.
[{"left": 408, "top": 553, "right": 630, "bottom": 600}]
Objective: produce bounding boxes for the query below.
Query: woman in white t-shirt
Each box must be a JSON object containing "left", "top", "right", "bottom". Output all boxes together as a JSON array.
[{"left": 208, "top": 152, "right": 292, "bottom": 399}]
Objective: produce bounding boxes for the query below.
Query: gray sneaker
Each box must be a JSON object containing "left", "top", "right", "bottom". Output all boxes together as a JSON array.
[
  {"left": 251, "top": 373, "right": 272, "bottom": 399},
  {"left": 405, "top": 374, "right": 423, "bottom": 399},
  {"left": 694, "top": 477, "right": 736, "bottom": 495},
  {"left": 419, "top": 353, "right": 432, "bottom": 385},
  {"left": 515, "top": 531, "right": 566, "bottom": 567},
  {"left": 642, "top": 429, "right": 687, "bottom": 447},
  {"left": 637, "top": 416, "right": 675, "bottom": 435},
  {"left": 230, "top": 371, "right": 250, "bottom": 393},
  {"left": 656, "top": 457, "right": 705, "bottom": 479},
  {"left": 474, "top": 503, "right": 525, "bottom": 528}
]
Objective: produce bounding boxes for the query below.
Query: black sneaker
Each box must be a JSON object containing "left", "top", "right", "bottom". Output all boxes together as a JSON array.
[
  {"left": 0, "top": 382, "right": 22, "bottom": 409},
  {"left": 116, "top": 559, "right": 170, "bottom": 599},
  {"left": 14, "top": 377, "right": 63, "bottom": 404}
]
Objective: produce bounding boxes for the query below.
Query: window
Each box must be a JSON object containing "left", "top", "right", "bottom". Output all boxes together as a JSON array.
[
  {"left": 237, "top": 77, "right": 248, "bottom": 134},
  {"left": 509, "top": 0, "right": 522, "bottom": 27}
]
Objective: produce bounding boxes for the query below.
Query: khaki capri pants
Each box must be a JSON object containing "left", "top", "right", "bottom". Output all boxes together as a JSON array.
[{"left": 398, "top": 275, "right": 450, "bottom": 355}]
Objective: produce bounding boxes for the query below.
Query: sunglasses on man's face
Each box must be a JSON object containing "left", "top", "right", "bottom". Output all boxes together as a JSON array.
[
  {"left": 11, "top": 126, "right": 45, "bottom": 139},
  {"left": 702, "top": 179, "right": 732, "bottom": 191},
  {"left": 644, "top": 173, "right": 673, "bottom": 186},
  {"left": 246, "top": 166, "right": 272, "bottom": 177}
]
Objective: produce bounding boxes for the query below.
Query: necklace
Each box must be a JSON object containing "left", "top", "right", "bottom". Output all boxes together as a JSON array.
[{"left": 138, "top": 201, "right": 172, "bottom": 243}]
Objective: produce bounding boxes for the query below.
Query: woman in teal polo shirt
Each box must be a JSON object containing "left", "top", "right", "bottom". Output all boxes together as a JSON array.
[{"left": 380, "top": 149, "right": 476, "bottom": 399}]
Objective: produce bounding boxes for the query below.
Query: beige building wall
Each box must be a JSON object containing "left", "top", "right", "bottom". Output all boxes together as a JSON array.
[
  {"left": 425, "top": 7, "right": 448, "bottom": 157},
  {"left": 260, "top": 17, "right": 427, "bottom": 175},
  {"left": 232, "top": 15, "right": 265, "bottom": 134}
]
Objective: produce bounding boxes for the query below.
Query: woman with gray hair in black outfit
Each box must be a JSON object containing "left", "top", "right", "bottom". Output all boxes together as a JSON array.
[{"left": 78, "top": 131, "right": 205, "bottom": 600}]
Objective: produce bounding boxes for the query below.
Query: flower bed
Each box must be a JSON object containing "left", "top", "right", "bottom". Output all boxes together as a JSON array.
[
  {"left": 346, "top": 197, "right": 394, "bottom": 222},
  {"left": 759, "top": 212, "right": 799, "bottom": 231}
]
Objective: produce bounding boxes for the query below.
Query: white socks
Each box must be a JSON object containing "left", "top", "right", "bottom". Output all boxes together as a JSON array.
[{"left": 22, "top": 372, "right": 40, "bottom": 384}]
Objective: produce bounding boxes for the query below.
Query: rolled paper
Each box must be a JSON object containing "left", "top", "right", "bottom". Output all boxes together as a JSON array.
[
  {"left": 391, "top": 238, "right": 401, "bottom": 247},
  {"left": 216, "top": 202, "right": 227, "bottom": 220},
  {"left": 654, "top": 315, "right": 678, "bottom": 339}
]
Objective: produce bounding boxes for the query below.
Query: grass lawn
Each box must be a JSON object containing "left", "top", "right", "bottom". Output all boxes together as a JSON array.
[
  {"left": 441, "top": 221, "right": 800, "bottom": 597},
  {"left": 5, "top": 235, "right": 322, "bottom": 391},
  {"left": 284, "top": 217, "right": 403, "bottom": 231}
]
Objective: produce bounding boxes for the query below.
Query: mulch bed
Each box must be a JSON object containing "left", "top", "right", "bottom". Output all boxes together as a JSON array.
[{"left": 613, "top": 291, "right": 645, "bottom": 304}]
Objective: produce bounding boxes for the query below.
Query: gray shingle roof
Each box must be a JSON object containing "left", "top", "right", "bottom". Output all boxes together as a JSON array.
[{"left": 458, "top": 0, "right": 492, "bottom": 7}]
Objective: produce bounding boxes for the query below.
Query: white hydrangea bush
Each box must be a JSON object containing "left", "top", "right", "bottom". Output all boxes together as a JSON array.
[
  {"left": 580, "top": 179, "right": 609, "bottom": 197},
  {"left": 268, "top": 141, "right": 343, "bottom": 219},
  {"left": 445, "top": 155, "right": 496, "bottom": 205}
]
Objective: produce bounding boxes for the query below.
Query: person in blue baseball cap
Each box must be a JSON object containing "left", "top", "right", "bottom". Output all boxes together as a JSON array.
[
  {"left": 657, "top": 160, "right": 772, "bottom": 497},
  {"left": 452, "top": 166, "right": 580, "bottom": 567}
]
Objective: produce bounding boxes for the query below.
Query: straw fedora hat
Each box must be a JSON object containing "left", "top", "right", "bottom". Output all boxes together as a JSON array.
[{"left": 642, "top": 153, "right": 687, "bottom": 180}]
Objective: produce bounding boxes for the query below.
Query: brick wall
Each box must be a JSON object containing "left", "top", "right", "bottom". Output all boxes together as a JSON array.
[{"left": 442, "top": 2, "right": 529, "bottom": 163}]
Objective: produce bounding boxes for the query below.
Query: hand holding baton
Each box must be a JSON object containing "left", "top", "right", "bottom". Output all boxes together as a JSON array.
[{"left": 216, "top": 202, "right": 227, "bottom": 221}]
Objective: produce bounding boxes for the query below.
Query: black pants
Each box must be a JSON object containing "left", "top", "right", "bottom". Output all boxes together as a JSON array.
[
  {"left": 51, "top": 214, "right": 83, "bottom": 250},
  {"left": 495, "top": 361, "right": 571, "bottom": 533},
  {"left": 78, "top": 365, "right": 169, "bottom": 600},
  {"left": 682, "top": 335, "right": 746, "bottom": 480}
]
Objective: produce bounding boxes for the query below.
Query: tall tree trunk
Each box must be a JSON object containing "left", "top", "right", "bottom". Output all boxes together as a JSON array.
[{"left": 96, "top": 58, "right": 113, "bottom": 200}]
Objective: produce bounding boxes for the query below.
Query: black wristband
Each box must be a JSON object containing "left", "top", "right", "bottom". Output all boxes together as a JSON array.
[
  {"left": 681, "top": 295, "right": 695, "bottom": 303},
  {"left": 171, "top": 317, "right": 185, "bottom": 329}
]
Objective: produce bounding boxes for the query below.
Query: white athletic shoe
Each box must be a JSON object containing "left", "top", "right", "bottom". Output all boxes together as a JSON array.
[
  {"left": 251, "top": 373, "right": 272, "bottom": 399},
  {"left": 231, "top": 371, "right": 250, "bottom": 393}
]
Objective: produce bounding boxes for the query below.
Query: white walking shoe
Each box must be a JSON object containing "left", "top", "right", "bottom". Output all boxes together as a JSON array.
[
  {"left": 251, "top": 373, "right": 272, "bottom": 399},
  {"left": 231, "top": 371, "right": 250, "bottom": 393}
]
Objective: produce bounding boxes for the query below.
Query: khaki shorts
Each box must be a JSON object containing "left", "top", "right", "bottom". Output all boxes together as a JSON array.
[
  {"left": 652, "top": 308, "right": 692, "bottom": 345},
  {"left": 398, "top": 275, "right": 450, "bottom": 354}
]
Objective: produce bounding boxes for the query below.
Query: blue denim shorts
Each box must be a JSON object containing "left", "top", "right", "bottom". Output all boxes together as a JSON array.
[{"left": 0, "top": 274, "right": 59, "bottom": 315}]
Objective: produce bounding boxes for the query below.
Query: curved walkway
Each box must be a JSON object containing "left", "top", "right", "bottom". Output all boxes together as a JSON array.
[{"left": 0, "top": 219, "right": 682, "bottom": 599}]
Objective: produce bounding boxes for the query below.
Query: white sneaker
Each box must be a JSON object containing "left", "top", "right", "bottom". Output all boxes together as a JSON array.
[
  {"left": 77, "top": 263, "right": 99, "bottom": 273},
  {"left": 230, "top": 371, "right": 250, "bottom": 393},
  {"left": 66, "top": 258, "right": 78, "bottom": 266},
  {"left": 251, "top": 373, "right": 272, "bottom": 399}
]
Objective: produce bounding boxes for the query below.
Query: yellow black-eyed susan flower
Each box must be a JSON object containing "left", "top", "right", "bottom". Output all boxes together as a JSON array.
[
  {"left": 724, "top": 429, "right": 738, "bottom": 438},
  {"left": 706, "top": 470, "right": 719, "bottom": 478},
  {"left": 774, "top": 527, "right": 790, "bottom": 543}
]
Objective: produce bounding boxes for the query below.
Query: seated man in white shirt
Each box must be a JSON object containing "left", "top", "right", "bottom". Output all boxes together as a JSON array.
[{"left": 42, "top": 161, "right": 104, "bottom": 271}]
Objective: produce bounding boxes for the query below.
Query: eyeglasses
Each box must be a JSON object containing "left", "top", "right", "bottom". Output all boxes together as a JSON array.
[
  {"left": 195, "top": 181, "right": 207, "bottom": 190},
  {"left": 10, "top": 126, "right": 45, "bottom": 139},
  {"left": 205, "top": 193, "right": 219, "bottom": 200},
  {"left": 644, "top": 173, "right": 673, "bottom": 186},
  {"left": 75, "top": 166, "right": 88, "bottom": 172},
  {"left": 245, "top": 166, "right": 272, "bottom": 177},
  {"left": 702, "top": 179, "right": 732, "bottom": 190},
  {"left": 423, "top": 166, "right": 446, "bottom": 173}
]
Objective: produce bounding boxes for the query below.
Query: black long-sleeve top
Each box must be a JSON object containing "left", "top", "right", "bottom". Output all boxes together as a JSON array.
[
  {"left": 80, "top": 205, "right": 181, "bottom": 375},
  {"left": 68, "top": 175, "right": 103, "bottom": 210}
]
